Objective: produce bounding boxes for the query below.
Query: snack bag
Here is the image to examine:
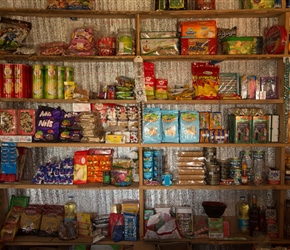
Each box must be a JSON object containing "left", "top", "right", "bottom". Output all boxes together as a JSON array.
[
  {"left": 161, "top": 110, "right": 179, "bottom": 143},
  {"left": 0, "top": 17, "right": 32, "bottom": 52},
  {"left": 192, "top": 62, "right": 220, "bottom": 99},
  {"left": 179, "top": 110, "right": 199, "bottom": 143},
  {"left": 142, "top": 108, "right": 161, "bottom": 144}
]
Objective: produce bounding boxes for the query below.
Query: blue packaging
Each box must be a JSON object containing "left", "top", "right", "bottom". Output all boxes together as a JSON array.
[
  {"left": 161, "top": 110, "right": 179, "bottom": 143},
  {"left": 179, "top": 110, "right": 200, "bottom": 143},
  {"left": 142, "top": 108, "right": 162, "bottom": 144}
]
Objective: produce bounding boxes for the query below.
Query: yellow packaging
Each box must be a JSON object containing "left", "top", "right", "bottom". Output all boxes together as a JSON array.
[
  {"left": 77, "top": 213, "right": 91, "bottom": 223},
  {"left": 105, "top": 134, "right": 126, "bottom": 143},
  {"left": 64, "top": 81, "right": 75, "bottom": 99}
]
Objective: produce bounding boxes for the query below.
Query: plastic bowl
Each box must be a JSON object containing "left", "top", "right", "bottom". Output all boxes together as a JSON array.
[{"left": 202, "top": 201, "right": 227, "bottom": 218}]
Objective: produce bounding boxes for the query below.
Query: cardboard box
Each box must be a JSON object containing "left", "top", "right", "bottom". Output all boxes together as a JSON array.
[
  {"left": 0, "top": 109, "right": 17, "bottom": 135},
  {"left": 228, "top": 115, "right": 252, "bottom": 143},
  {"left": 208, "top": 217, "right": 224, "bottom": 238},
  {"left": 268, "top": 168, "right": 280, "bottom": 185},
  {"left": 17, "top": 109, "right": 36, "bottom": 135},
  {"left": 268, "top": 114, "right": 279, "bottom": 142},
  {"left": 252, "top": 116, "right": 269, "bottom": 143}
]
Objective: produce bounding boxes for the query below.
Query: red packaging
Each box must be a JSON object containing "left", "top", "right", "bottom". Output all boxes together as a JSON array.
[
  {"left": 181, "top": 38, "right": 217, "bottom": 55},
  {"left": 14, "top": 64, "right": 31, "bottom": 98},
  {"left": 96, "top": 37, "right": 116, "bottom": 56},
  {"left": 264, "top": 25, "right": 287, "bottom": 54},
  {"left": 3, "top": 64, "right": 14, "bottom": 98},
  {"left": 192, "top": 62, "right": 220, "bottom": 100},
  {"left": 107, "top": 85, "right": 115, "bottom": 99},
  {"left": 195, "top": 0, "right": 215, "bottom": 9},
  {"left": 144, "top": 62, "right": 155, "bottom": 99},
  {"left": 223, "top": 220, "right": 230, "bottom": 237},
  {"left": 0, "top": 109, "right": 17, "bottom": 135},
  {"left": 17, "top": 109, "right": 36, "bottom": 135},
  {"left": 0, "top": 64, "right": 3, "bottom": 97}
]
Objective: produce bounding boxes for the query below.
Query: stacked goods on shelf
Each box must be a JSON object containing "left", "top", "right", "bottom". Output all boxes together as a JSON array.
[{"left": 175, "top": 150, "right": 206, "bottom": 186}]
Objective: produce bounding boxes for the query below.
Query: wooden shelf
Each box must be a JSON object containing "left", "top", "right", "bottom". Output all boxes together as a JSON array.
[
  {"left": 3, "top": 235, "right": 135, "bottom": 246},
  {"left": 0, "top": 54, "right": 136, "bottom": 62},
  {"left": 1, "top": 181, "right": 288, "bottom": 191},
  {"left": 0, "top": 98, "right": 284, "bottom": 105},
  {"left": 0, "top": 54, "right": 286, "bottom": 63},
  {"left": 0, "top": 97, "right": 138, "bottom": 104},
  {"left": 141, "top": 143, "right": 286, "bottom": 148},
  {"left": 0, "top": 181, "right": 140, "bottom": 190},
  {"left": 0, "top": 8, "right": 138, "bottom": 18},
  {"left": 0, "top": 8, "right": 286, "bottom": 19},
  {"left": 141, "top": 184, "right": 290, "bottom": 190},
  {"left": 14, "top": 142, "right": 139, "bottom": 148}
]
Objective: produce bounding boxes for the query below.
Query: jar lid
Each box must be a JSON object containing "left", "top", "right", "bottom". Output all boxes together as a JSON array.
[{"left": 264, "top": 25, "right": 287, "bottom": 54}]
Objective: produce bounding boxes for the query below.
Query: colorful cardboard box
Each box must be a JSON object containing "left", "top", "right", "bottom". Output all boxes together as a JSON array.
[
  {"left": 252, "top": 115, "right": 269, "bottom": 143},
  {"left": 228, "top": 115, "right": 252, "bottom": 143},
  {"left": 208, "top": 217, "right": 224, "bottom": 238}
]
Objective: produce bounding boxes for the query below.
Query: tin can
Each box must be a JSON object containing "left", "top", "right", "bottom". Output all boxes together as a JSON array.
[
  {"left": 162, "top": 172, "right": 172, "bottom": 186},
  {"left": 32, "top": 64, "right": 44, "bottom": 99},
  {"left": 143, "top": 150, "right": 153, "bottom": 162},
  {"left": 144, "top": 162, "right": 153, "bottom": 173},
  {"left": 103, "top": 170, "right": 111, "bottom": 184},
  {"left": 57, "top": 66, "right": 65, "bottom": 99},
  {"left": 231, "top": 166, "right": 242, "bottom": 185},
  {"left": 14, "top": 64, "right": 29, "bottom": 98},
  {"left": 3, "top": 64, "right": 14, "bottom": 98},
  {"left": 65, "top": 66, "right": 74, "bottom": 81},
  {"left": 44, "top": 65, "right": 57, "bottom": 99},
  {"left": 144, "top": 172, "right": 153, "bottom": 185}
]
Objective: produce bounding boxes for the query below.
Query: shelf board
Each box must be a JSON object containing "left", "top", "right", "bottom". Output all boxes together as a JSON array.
[
  {"left": 3, "top": 235, "right": 136, "bottom": 246},
  {"left": 4, "top": 142, "right": 285, "bottom": 148},
  {"left": 0, "top": 180, "right": 140, "bottom": 190},
  {"left": 0, "top": 54, "right": 136, "bottom": 62},
  {"left": 140, "top": 9, "right": 285, "bottom": 18},
  {"left": 145, "top": 99, "right": 284, "bottom": 105},
  {"left": 141, "top": 184, "right": 290, "bottom": 190},
  {"left": 14, "top": 142, "right": 139, "bottom": 148},
  {"left": 1, "top": 181, "right": 288, "bottom": 190},
  {"left": 141, "top": 54, "right": 286, "bottom": 61},
  {"left": 0, "top": 98, "right": 138, "bottom": 104},
  {"left": 141, "top": 143, "right": 286, "bottom": 147},
  {"left": 0, "top": 8, "right": 138, "bottom": 18},
  {"left": 0, "top": 98, "right": 284, "bottom": 105},
  {"left": 0, "top": 8, "right": 285, "bottom": 19},
  {"left": 0, "top": 54, "right": 285, "bottom": 62}
]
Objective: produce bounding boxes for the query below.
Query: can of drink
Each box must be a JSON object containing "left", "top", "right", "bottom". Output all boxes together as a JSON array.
[
  {"left": 3, "top": 64, "right": 14, "bottom": 98},
  {"left": 44, "top": 65, "right": 57, "bottom": 99},
  {"left": 103, "top": 171, "right": 111, "bottom": 185},
  {"left": 65, "top": 66, "right": 74, "bottom": 81},
  {"left": 32, "top": 64, "right": 44, "bottom": 99},
  {"left": 57, "top": 66, "right": 65, "bottom": 99},
  {"left": 162, "top": 172, "right": 172, "bottom": 186}
]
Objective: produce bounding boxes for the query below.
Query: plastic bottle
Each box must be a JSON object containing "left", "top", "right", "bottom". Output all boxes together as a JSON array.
[
  {"left": 64, "top": 195, "right": 77, "bottom": 222},
  {"left": 237, "top": 195, "right": 249, "bottom": 233}
]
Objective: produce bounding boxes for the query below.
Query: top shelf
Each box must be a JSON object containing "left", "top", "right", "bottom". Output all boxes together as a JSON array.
[{"left": 0, "top": 8, "right": 287, "bottom": 19}]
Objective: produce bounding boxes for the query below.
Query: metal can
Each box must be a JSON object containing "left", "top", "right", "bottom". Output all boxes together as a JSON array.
[
  {"left": 231, "top": 166, "right": 242, "bottom": 185},
  {"left": 103, "top": 171, "right": 111, "bottom": 185},
  {"left": 32, "top": 64, "right": 44, "bottom": 99},
  {"left": 144, "top": 172, "right": 153, "bottom": 185},
  {"left": 65, "top": 66, "right": 74, "bottom": 81},
  {"left": 44, "top": 65, "right": 57, "bottom": 99},
  {"left": 162, "top": 172, "right": 172, "bottom": 186},
  {"left": 14, "top": 64, "right": 29, "bottom": 98},
  {"left": 57, "top": 66, "right": 65, "bottom": 99},
  {"left": 3, "top": 64, "right": 14, "bottom": 98}
]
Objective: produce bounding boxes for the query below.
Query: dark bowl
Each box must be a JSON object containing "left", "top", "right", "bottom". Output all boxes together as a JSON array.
[{"left": 202, "top": 201, "right": 227, "bottom": 218}]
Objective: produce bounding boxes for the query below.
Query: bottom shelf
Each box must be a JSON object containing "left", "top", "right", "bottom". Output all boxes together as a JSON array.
[{"left": 3, "top": 235, "right": 290, "bottom": 247}]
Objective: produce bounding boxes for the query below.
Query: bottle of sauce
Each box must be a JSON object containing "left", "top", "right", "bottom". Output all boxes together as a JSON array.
[
  {"left": 237, "top": 196, "right": 249, "bottom": 233},
  {"left": 64, "top": 195, "right": 77, "bottom": 222},
  {"left": 249, "top": 194, "right": 260, "bottom": 236},
  {"left": 241, "top": 157, "right": 248, "bottom": 185}
]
